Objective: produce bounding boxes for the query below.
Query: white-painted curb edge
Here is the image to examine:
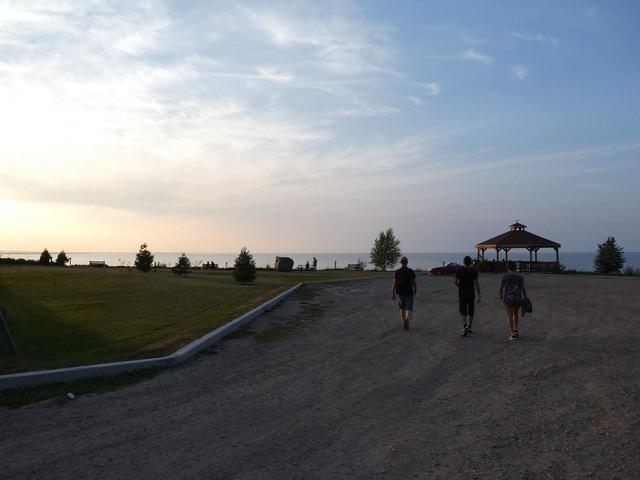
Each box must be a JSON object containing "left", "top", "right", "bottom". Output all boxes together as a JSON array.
[{"left": 0, "top": 283, "right": 302, "bottom": 391}]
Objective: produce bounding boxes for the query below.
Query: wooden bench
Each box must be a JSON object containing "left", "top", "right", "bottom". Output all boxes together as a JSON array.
[
  {"left": 89, "top": 261, "right": 106, "bottom": 267},
  {"left": 345, "top": 263, "right": 362, "bottom": 271}
]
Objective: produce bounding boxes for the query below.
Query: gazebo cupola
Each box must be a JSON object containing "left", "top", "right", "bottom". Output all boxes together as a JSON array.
[{"left": 475, "top": 221, "right": 561, "bottom": 269}]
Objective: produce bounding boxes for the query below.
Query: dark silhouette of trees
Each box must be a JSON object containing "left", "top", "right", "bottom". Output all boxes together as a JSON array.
[
  {"left": 39, "top": 248, "right": 52, "bottom": 265},
  {"left": 172, "top": 253, "right": 191, "bottom": 276},
  {"left": 370, "top": 228, "right": 402, "bottom": 271},
  {"left": 55, "top": 250, "right": 69, "bottom": 266},
  {"left": 594, "top": 237, "right": 625, "bottom": 275},
  {"left": 233, "top": 247, "right": 256, "bottom": 284},
  {"left": 135, "top": 243, "right": 154, "bottom": 273}
]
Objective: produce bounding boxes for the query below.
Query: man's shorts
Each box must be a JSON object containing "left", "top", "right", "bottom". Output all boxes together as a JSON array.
[
  {"left": 397, "top": 294, "right": 414, "bottom": 311},
  {"left": 459, "top": 296, "right": 475, "bottom": 317}
]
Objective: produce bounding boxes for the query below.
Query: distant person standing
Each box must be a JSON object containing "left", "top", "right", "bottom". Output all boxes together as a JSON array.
[
  {"left": 454, "top": 256, "right": 481, "bottom": 337},
  {"left": 392, "top": 256, "right": 417, "bottom": 331},
  {"left": 312, "top": 257, "right": 317, "bottom": 270},
  {"left": 500, "top": 261, "right": 527, "bottom": 341}
]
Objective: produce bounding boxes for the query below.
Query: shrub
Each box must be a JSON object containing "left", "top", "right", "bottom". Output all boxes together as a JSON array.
[
  {"left": 55, "top": 250, "right": 69, "bottom": 266},
  {"left": 474, "top": 259, "right": 492, "bottom": 273},
  {"left": 594, "top": 237, "right": 625, "bottom": 275},
  {"left": 172, "top": 253, "right": 191, "bottom": 276},
  {"left": 39, "top": 248, "right": 52, "bottom": 265},
  {"left": 233, "top": 247, "right": 256, "bottom": 284},
  {"left": 135, "top": 243, "right": 154, "bottom": 273}
]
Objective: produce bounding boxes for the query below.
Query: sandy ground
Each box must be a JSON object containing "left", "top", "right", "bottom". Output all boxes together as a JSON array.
[{"left": 2, "top": 274, "right": 640, "bottom": 479}]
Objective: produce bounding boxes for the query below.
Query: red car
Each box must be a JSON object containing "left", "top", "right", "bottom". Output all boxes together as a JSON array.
[{"left": 428, "top": 262, "right": 460, "bottom": 275}]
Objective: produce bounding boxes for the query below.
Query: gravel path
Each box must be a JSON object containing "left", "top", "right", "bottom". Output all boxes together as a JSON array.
[{"left": 2, "top": 274, "right": 640, "bottom": 479}]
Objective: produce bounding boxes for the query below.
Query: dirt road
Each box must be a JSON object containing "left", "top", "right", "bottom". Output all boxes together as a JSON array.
[{"left": 2, "top": 274, "right": 640, "bottom": 479}]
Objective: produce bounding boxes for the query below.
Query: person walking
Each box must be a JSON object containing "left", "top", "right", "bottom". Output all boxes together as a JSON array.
[
  {"left": 392, "top": 256, "right": 417, "bottom": 331},
  {"left": 499, "top": 261, "right": 527, "bottom": 341},
  {"left": 454, "top": 256, "right": 481, "bottom": 337}
]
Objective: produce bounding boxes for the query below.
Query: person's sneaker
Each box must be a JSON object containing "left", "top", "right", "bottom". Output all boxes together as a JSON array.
[
  {"left": 512, "top": 330, "right": 520, "bottom": 339},
  {"left": 508, "top": 333, "right": 518, "bottom": 341},
  {"left": 403, "top": 319, "right": 410, "bottom": 331},
  {"left": 461, "top": 325, "right": 469, "bottom": 337}
]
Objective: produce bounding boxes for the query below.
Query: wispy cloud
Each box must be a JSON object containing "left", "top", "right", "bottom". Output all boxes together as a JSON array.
[
  {"left": 337, "top": 104, "right": 400, "bottom": 117},
  {"left": 418, "top": 82, "right": 441, "bottom": 95},
  {"left": 245, "top": 6, "right": 396, "bottom": 77},
  {"left": 511, "top": 31, "right": 560, "bottom": 48},
  {"left": 464, "top": 48, "right": 493, "bottom": 65},
  {"left": 256, "top": 66, "right": 296, "bottom": 82},
  {"left": 512, "top": 65, "right": 529, "bottom": 80},
  {"left": 409, "top": 142, "right": 640, "bottom": 184},
  {"left": 1, "top": 1, "right": 637, "bottom": 252}
]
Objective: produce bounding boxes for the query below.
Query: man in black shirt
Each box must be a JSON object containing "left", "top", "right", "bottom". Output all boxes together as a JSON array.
[
  {"left": 454, "top": 256, "right": 481, "bottom": 337},
  {"left": 392, "top": 256, "right": 417, "bottom": 331}
]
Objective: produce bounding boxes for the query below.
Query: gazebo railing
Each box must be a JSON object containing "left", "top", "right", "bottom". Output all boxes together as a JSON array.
[{"left": 475, "top": 260, "right": 560, "bottom": 273}]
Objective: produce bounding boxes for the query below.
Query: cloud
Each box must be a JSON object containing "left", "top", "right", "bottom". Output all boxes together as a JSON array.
[
  {"left": 3, "top": 2, "right": 635, "bottom": 252},
  {"left": 256, "top": 66, "right": 296, "bottom": 82},
  {"left": 337, "top": 104, "right": 400, "bottom": 117},
  {"left": 245, "top": 6, "right": 396, "bottom": 77},
  {"left": 418, "top": 82, "right": 441, "bottom": 95},
  {"left": 513, "top": 65, "right": 529, "bottom": 80},
  {"left": 464, "top": 48, "right": 493, "bottom": 65},
  {"left": 511, "top": 32, "right": 560, "bottom": 48}
]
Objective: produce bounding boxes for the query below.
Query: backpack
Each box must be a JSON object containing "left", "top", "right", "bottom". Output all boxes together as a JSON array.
[{"left": 504, "top": 284, "right": 522, "bottom": 305}]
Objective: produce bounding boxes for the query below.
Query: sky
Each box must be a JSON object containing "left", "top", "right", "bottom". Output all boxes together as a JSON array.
[{"left": 1, "top": 0, "right": 639, "bottom": 253}]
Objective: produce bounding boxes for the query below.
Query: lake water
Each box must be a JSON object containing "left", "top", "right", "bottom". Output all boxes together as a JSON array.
[{"left": 2, "top": 251, "right": 639, "bottom": 272}]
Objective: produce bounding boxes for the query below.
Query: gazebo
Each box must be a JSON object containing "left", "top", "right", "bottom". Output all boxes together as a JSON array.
[{"left": 475, "top": 221, "right": 561, "bottom": 271}]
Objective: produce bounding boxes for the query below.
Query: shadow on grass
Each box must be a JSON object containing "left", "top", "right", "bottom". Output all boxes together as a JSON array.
[{"left": 0, "top": 298, "right": 111, "bottom": 374}]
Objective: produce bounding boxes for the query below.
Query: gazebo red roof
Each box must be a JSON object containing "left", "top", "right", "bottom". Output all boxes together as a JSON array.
[{"left": 476, "top": 222, "right": 560, "bottom": 249}]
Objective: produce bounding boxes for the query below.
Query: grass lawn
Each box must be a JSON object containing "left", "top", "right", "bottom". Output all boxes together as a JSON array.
[{"left": 0, "top": 266, "right": 390, "bottom": 374}]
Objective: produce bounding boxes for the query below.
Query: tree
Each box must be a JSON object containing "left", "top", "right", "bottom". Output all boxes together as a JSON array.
[
  {"left": 39, "top": 248, "right": 52, "bottom": 265},
  {"left": 370, "top": 228, "right": 402, "bottom": 271},
  {"left": 55, "top": 250, "right": 69, "bottom": 266},
  {"left": 594, "top": 236, "right": 625, "bottom": 275},
  {"left": 233, "top": 247, "right": 256, "bottom": 284},
  {"left": 172, "top": 253, "right": 191, "bottom": 276},
  {"left": 135, "top": 243, "right": 154, "bottom": 273}
]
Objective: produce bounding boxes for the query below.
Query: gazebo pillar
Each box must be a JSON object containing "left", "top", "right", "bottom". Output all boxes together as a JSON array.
[
  {"left": 504, "top": 247, "right": 511, "bottom": 262},
  {"left": 554, "top": 247, "right": 559, "bottom": 265},
  {"left": 528, "top": 248, "right": 533, "bottom": 272},
  {"left": 496, "top": 248, "right": 500, "bottom": 262}
]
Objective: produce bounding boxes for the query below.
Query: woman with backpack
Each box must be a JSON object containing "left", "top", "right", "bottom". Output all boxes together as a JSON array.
[{"left": 499, "top": 261, "right": 527, "bottom": 341}]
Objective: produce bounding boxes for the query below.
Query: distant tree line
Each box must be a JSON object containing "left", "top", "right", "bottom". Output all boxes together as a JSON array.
[
  {"left": 0, "top": 248, "right": 70, "bottom": 266},
  {"left": 135, "top": 243, "right": 257, "bottom": 283},
  {"left": 5, "top": 235, "right": 634, "bottom": 277}
]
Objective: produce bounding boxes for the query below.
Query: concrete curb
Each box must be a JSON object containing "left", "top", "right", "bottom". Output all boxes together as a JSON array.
[{"left": 0, "top": 283, "right": 302, "bottom": 391}]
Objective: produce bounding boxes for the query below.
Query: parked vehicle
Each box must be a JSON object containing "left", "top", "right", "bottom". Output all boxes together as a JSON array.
[{"left": 428, "top": 262, "right": 460, "bottom": 275}]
